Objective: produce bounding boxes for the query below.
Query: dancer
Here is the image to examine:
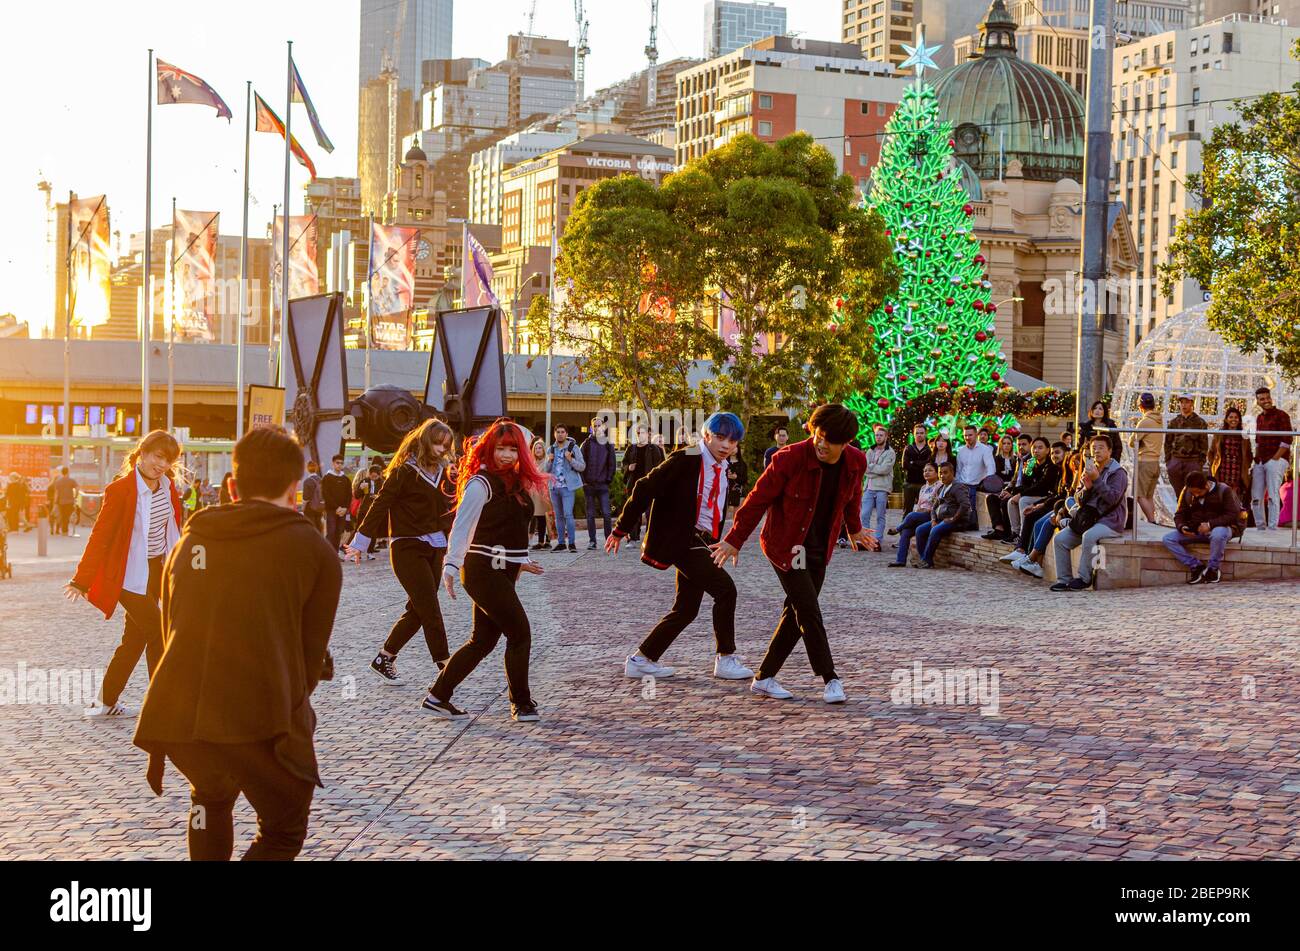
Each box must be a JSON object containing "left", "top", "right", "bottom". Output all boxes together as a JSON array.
[
  {"left": 430, "top": 420, "right": 545, "bottom": 722},
  {"left": 346, "top": 420, "right": 457, "bottom": 686},
  {"left": 714, "top": 404, "right": 870, "bottom": 703},
  {"left": 606, "top": 412, "right": 755, "bottom": 683},
  {"left": 65, "top": 430, "right": 184, "bottom": 718}
]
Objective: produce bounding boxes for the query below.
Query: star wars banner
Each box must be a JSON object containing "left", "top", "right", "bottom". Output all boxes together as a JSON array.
[
  {"left": 68, "top": 196, "right": 111, "bottom": 329},
  {"left": 273, "top": 215, "right": 320, "bottom": 314},
  {"left": 368, "top": 222, "right": 419, "bottom": 350},
  {"left": 169, "top": 209, "right": 219, "bottom": 340}
]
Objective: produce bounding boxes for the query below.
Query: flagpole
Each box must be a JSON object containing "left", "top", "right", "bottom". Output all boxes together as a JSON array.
[
  {"left": 64, "top": 190, "right": 73, "bottom": 465},
  {"left": 168, "top": 196, "right": 176, "bottom": 432},
  {"left": 143, "top": 49, "right": 154, "bottom": 435},
  {"left": 237, "top": 80, "right": 251, "bottom": 440},
  {"left": 365, "top": 215, "right": 373, "bottom": 394},
  {"left": 270, "top": 203, "right": 278, "bottom": 390},
  {"left": 279, "top": 40, "right": 293, "bottom": 388}
]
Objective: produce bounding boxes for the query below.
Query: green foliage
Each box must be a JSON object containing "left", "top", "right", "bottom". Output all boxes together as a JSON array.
[
  {"left": 847, "top": 78, "right": 1011, "bottom": 444},
  {"left": 1161, "top": 39, "right": 1300, "bottom": 381},
  {"left": 885, "top": 386, "right": 1077, "bottom": 452},
  {"left": 663, "top": 132, "right": 897, "bottom": 433}
]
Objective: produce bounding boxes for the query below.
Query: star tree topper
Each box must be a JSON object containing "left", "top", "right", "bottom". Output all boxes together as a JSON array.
[{"left": 899, "top": 24, "right": 941, "bottom": 85}]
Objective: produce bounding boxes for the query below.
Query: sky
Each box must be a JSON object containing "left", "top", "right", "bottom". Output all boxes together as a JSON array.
[{"left": 0, "top": 0, "right": 842, "bottom": 335}]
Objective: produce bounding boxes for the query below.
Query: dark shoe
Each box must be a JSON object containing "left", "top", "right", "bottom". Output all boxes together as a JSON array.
[
  {"left": 917, "top": 561, "right": 933, "bottom": 569},
  {"left": 587, "top": 542, "right": 598, "bottom": 550},
  {"left": 369, "top": 651, "right": 403, "bottom": 686},
  {"left": 1202, "top": 567, "right": 1221, "bottom": 585},
  {"left": 887, "top": 561, "right": 907, "bottom": 568},
  {"left": 551, "top": 544, "right": 566, "bottom": 553},
  {"left": 886, "top": 527, "right": 900, "bottom": 536},
  {"left": 420, "top": 694, "right": 468, "bottom": 720},
  {"left": 511, "top": 702, "right": 540, "bottom": 723},
  {"left": 1050, "top": 579, "right": 1073, "bottom": 592},
  {"left": 530, "top": 542, "right": 547, "bottom": 551},
  {"left": 568, "top": 544, "right": 578, "bottom": 553},
  {"left": 981, "top": 530, "right": 1001, "bottom": 540},
  {"left": 1067, "top": 578, "right": 1089, "bottom": 591},
  {"left": 1186, "top": 565, "right": 1205, "bottom": 585}
]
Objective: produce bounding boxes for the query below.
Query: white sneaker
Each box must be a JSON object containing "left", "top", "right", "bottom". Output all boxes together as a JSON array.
[
  {"left": 624, "top": 654, "right": 675, "bottom": 679},
  {"left": 1018, "top": 559, "right": 1044, "bottom": 579},
  {"left": 713, "top": 654, "right": 754, "bottom": 680},
  {"left": 750, "top": 677, "right": 794, "bottom": 700},
  {"left": 999, "top": 550, "right": 1025, "bottom": 563},
  {"left": 823, "top": 679, "right": 847, "bottom": 704},
  {"left": 84, "top": 702, "right": 136, "bottom": 719}
]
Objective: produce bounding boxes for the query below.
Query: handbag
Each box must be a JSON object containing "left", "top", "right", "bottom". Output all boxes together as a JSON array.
[
  {"left": 1071, "top": 493, "right": 1122, "bottom": 533},
  {"left": 979, "top": 475, "right": 1005, "bottom": 494}
]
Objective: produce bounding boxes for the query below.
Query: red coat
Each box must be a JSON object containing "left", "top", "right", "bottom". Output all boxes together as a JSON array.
[
  {"left": 70, "top": 471, "right": 183, "bottom": 619},
  {"left": 724, "top": 438, "right": 866, "bottom": 571}
]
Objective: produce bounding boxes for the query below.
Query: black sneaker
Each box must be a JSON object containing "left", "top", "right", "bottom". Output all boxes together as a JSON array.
[
  {"left": 370, "top": 652, "right": 403, "bottom": 685},
  {"left": 551, "top": 543, "right": 566, "bottom": 553},
  {"left": 887, "top": 562, "right": 906, "bottom": 568},
  {"left": 1187, "top": 565, "right": 1205, "bottom": 585},
  {"left": 1202, "top": 567, "right": 1221, "bottom": 585},
  {"left": 981, "top": 530, "right": 1001, "bottom": 540},
  {"left": 886, "top": 527, "right": 900, "bottom": 536},
  {"left": 531, "top": 542, "right": 547, "bottom": 551},
  {"left": 420, "top": 694, "right": 468, "bottom": 720},
  {"left": 511, "top": 701, "right": 540, "bottom": 723},
  {"left": 587, "top": 542, "right": 598, "bottom": 550},
  {"left": 567, "top": 544, "right": 578, "bottom": 553}
]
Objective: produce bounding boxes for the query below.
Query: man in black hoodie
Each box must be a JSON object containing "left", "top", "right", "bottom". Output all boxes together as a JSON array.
[
  {"left": 321, "top": 454, "right": 353, "bottom": 555},
  {"left": 134, "top": 426, "right": 342, "bottom": 861},
  {"left": 581, "top": 416, "right": 617, "bottom": 550}
]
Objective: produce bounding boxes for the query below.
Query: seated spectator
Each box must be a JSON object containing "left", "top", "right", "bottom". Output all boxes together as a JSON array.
[
  {"left": 1003, "top": 437, "right": 1057, "bottom": 544},
  {"left": 1050, "top": 434, "right": 1130, "bottom": 592},
  {"left": 1161, "top": 470, "right": 1244, "bottom": 585},
  {"left": 895, "top": 461, "right": 970, "bottom": 569},
  {"left": 955, "top": 425, "right": 995, "bottom": 529},
  {"left": 1006, "top": 444, "right": 1077, "bottom": 578},
  {"left": 887, "top": 461, "right": 940, "bottom": 567},
  {"left": 982, "top": 434, "right": 1020, "bottom": 541}
]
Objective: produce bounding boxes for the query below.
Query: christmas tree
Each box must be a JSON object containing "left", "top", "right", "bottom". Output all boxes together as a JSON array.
[{"left": 845, "top": 30, "right": 1008, "bottom": 441}]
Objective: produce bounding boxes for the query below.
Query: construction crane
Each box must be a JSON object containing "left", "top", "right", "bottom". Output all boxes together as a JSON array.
[
  {"left": 380, "top": 0, "right": 409, "bottom": 205},
  {"left": 645, "top": 0, "right": 660, "bottom": 108},
  {"left": 37, "top": 176, "right": 53, "bottom": 339},
  {"left": 519, "top": 0, "right": 538, "bottom": 65},
  {"left": 574, "top": 1, "right": 590, "bottom": 103}
]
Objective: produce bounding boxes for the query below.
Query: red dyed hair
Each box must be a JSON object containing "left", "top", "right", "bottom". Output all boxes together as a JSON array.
[{"left": 456, "top": 419, "right": 548, "bottom": 502}]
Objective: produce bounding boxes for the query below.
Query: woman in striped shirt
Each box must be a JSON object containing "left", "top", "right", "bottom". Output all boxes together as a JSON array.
[{"left": 66, "top": 430, "right": 184, "bottom": 718}]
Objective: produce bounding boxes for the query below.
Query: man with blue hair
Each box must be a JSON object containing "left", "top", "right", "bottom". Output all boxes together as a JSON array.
[{"left": 607, "top": 412, "right": 755, "bottom": 683}]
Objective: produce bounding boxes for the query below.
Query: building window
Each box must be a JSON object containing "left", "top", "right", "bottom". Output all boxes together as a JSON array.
[
  {"left": 758, "top": 120, "right": 773, "bottom": 136},
  {"left": 759, "top": 93, "right": 773, "bottom": 110},
  {"left": 858, "top": 153, "right": 869, "bottom": 166}
]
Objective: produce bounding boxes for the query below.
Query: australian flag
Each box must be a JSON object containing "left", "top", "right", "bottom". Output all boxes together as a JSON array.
[{"left": 157, "top": 59, "right": 232, "bottom": 121}]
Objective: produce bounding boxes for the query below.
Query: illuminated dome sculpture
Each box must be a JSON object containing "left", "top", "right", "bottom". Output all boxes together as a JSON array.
[{"left": 1111, "top": 301, "right": 1299, "bottom": 519}]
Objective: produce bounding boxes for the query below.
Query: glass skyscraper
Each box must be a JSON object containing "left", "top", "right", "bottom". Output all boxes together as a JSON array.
[
  {"left": 359, "top": 0, "right": 454, "bottom": 95},
  {"left": 703, "top": 1, "right": 789, "bottom": 59}
]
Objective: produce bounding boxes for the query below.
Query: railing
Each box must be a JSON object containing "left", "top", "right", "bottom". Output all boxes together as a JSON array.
[{"left": 1095, "top": 426, "right": 1299, "bottom": 550}]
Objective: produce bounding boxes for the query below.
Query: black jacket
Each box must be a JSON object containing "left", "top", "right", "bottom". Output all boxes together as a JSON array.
[
  {"left": 357, "top": 464, "right": 455, "bottom": 540},
  {"left": 580, "top": 435, "right": 617, "bottom": 486},
  {"left": 725, "top": 454, "right": 749, "bottom": 507},
  {"left": 135, "top": 501, "right": 341, "bottom": 792},
  {"left": 622, "top": 442, "right": 665, "bottom": 486},
  {"left": 1017, "top": 458, "right": 1062, "bottom": 499},
  {"left": 902, "top": 441, "right": 933, "bottom": 485},
  {"left": 1080, "top": 419, "right": 1123, "bottom": 461},
  {"left": 614, "top": 448, "right": 714, "bottom": 569},
  {"left": 1174, "top": 480, "right": 1245, "bottom": 538},
  {"left": 321, "top": 471, "right": 352, "bottom": 509}
]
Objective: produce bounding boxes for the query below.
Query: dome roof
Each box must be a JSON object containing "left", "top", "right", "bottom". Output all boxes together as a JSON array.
[
  {"left": 931, "top": 0, "right": 1085, "bottom": 183},
  {"left": 404, "top": 137, "right": 428, "bottom": 164}
]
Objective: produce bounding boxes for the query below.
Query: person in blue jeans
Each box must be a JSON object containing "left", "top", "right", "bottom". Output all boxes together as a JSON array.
[
  {"left": 1161, "top": 470, "right": 1244, "bottom": 585},
  {"left": 888, "top": 461, "right": 940, "bottom": 567},
  {"left": 901, "top": 461, "right": 971, "bottom": 568},
  {"left": 860, "top": 424, "right": 895, "bottom": 549},
  {"left": 543, "top": 425, "right": 586, "bottom": 552}
]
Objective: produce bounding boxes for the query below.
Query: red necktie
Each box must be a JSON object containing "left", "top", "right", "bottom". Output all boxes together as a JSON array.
[{"left": 706, "top": 463, "right": 722, "bottom": 535}]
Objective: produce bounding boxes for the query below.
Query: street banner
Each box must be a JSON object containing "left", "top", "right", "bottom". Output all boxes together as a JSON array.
[
  {"left": 368, "top": 222, "right": 419, "bottom": 350},
  {"left": 463, "top": 229, "right": 499, "bottom": 308},
  {"left": 170, "top": 209, "right": 219, "bottom": 340},
  {"left": 273, "top": 215, "right": 320, "bottom": 313},
  {"left": 247, "top": 384, "right": 286, "bottom": 429},
  {"left": 68, "top": 196, "right": 111, "bottom": 329}
]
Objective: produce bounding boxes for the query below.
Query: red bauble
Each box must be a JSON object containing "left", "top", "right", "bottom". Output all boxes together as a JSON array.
[
  {"left": 988, "top": 304, "right": 997, "bottom": 314},
  {"left": 877, "top": 397, "right": 890, "bottom": 409},
  {"left": 945, "top": 297, "right": 955, "bottom": 306},
  {"left": 904, "top": 202, "right": 914, "bottom": 208},
  {"left": 885, "top": 230, "right": 892, "bottom": 236},
  {"left": 973, "top": 301, "right": 985, "bottom": 311},
  {"left": 974, "top": 254, "right": 986, "bottom": 265},
  {"left": 926, "top": 278, "right": 934, "bottom": 284},
  {"left": 884, "top": 304, "right": 895, "bottom": 315},
  {"left": 975, "top": 331, "right": 988, "bottom": 342},
  {"left": 963, "top": 203, "right": 974, "bottom": 216},
  {"left": 836, "top": 297, "right": 844, "bottom": 309},
  {"left": 898, "top": 373, "right": 909, "bottom": 382},
  {"left": 925, "top": 251, "right": 931, "bottom": 258},
  {"left": 939, "top": 383, "right": 949, "bottom": 390},
  {"left": 948, "top": 139, "right": 956, "bottom": 148}
]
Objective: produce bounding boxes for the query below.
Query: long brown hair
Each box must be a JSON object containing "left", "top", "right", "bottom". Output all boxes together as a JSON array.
[
  {"left": 118, "top": 430, "right": 183, "bottom": 482},
  {"left": 386, "top": 419, "right": 456, "bottom": 480}
]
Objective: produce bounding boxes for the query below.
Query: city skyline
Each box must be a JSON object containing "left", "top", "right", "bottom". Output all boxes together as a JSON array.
[{"left": 0, "top": 0, "right": 843, "bottom": 334}]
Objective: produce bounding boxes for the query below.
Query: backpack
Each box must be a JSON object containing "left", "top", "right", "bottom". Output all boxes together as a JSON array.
[{"left": 303, "top": 474, "right": 324, "bottom": 512}]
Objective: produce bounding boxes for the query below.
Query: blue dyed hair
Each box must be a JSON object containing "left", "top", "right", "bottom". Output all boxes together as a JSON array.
[{"left": 703, "top": 412, "right": 745, "bottom": 442}]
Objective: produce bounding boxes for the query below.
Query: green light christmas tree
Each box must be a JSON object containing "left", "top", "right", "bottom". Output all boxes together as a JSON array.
[{"left": 845, "top": 29, "right": 1009, "bottom": 441}]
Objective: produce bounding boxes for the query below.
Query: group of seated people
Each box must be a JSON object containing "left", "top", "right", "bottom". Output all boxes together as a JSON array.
[{"left": 883, "top": 418, "right": 1261, "bottom": 588}]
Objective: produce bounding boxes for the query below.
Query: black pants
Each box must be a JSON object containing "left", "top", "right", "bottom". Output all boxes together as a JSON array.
[
  {"left": 757, "top": 555, "right": 838, "bottom": 682},
  {"left": 532, "top": 515, "right": 549, "bottom": 544},
  {"left": 903, "top": 482, "right": 922, "bottom": 516},
  {"left": 432, "top": 559, "right": 531, "bottom": 706},
  {"left": 164, "top": 739, "right": 315, "bottom": 861},
  {"left": 383, "top": 540, "right": 448, "bottom": 664},
  {"left": 324, "top": 510, "right": 346, "bottom": 551},
  {"left": 640, "top": 534, "right": 737, "bottom": 661},
  {"left": 1019, "top": 505, "right": 1049, "bottom": 552},
  {"left": 985, "top": 493, "right": 1010, "bottom": 532},
  {"left": 584, "top": 484, "right": 612, "bottom": 543},
  {"left": 102, "top": 555, "right": 165, "bottom": 706}
]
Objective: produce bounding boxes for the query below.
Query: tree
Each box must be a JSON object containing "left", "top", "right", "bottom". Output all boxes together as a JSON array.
[
  {"left": 663, "top": 133, "right": 896, "bottom": 434},
  {"left": 845, "top": 76, "right": 1010, "bottom": 443},
  {"left": 1161, "top": 39, "right": 1300, "bottom": 381},
  {"left": 527, "top": 175, "right": 716, "bottom": 416}
]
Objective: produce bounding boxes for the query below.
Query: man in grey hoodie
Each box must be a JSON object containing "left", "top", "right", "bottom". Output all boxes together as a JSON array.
[
  {"left": 1051, "top": 434, "right": 1129, "bottom": 592},
  {"left": 859, "top": 424, "right": 895, "bottom": 549},
  {"left": 544, "top": 425, "right": 586, "bottom": 552}
]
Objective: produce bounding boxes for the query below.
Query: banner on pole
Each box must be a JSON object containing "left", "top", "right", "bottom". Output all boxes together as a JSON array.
[
  {"left": 68, "top": 196, "right": 112, "bottom": 329},
  {"left": 247, "top": 384, "right": 286, "bottom": 429},
  {"left": 273, "top": 215, "right": 320, "bottom": 313},
  {"left": 169, "top": 210, "right": 219, "bottom": 340},
  {"left": 368, "top": 222, "right": 419, "bottom": 350}
]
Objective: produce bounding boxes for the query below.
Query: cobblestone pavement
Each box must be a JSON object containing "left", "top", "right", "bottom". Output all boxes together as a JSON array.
[{"left": 1, "top": 525, "right": 1298, "bottom": 860}]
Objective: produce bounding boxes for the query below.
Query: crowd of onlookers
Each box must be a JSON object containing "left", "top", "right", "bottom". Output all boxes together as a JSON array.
[{"left": 852, "top": 387, "right": 1294, "bottom": 588}]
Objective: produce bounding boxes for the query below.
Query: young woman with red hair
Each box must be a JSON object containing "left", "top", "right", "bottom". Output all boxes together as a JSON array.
[
  {"left": 65, "top": 430, "right": 184, "bottom": 718},
  {"left": 428, "top": 420, "right": 547, "bottom": 722}
]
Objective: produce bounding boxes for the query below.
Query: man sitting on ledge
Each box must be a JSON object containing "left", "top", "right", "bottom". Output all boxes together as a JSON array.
[
  {"left": 1050, "top": 434, "right": 1129, "bottom": 592},
  {"left": 1161, "top": 470, "right": 1244, "bottom": 586}
]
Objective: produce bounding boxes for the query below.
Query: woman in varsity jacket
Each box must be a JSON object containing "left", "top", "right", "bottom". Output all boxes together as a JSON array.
[
  {"left": 347, "top": 419, "right": 458, "bottom": 688},
  {"left": 65, "top": 430, "right": 184, "bottom": 719},
  {"left": 430, "top": 420, "right": 547, "bottom": 723}
]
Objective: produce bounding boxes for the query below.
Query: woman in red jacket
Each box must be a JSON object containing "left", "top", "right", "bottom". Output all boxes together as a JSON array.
[{"left": 65, "top": 430, "right": 184, "bottom": 718}]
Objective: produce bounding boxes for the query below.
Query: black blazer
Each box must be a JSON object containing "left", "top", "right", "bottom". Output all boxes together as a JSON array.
[
  {"left": 614, "top": 448, "right": 716, "bottom": 569},
  {"left": 356, "top": 464, "right": 454, "bottom": 540}
]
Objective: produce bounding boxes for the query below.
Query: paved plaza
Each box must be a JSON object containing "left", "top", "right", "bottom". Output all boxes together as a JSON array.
[{"left": 1, "top": 525, "right": 1298, "bottom": 860}]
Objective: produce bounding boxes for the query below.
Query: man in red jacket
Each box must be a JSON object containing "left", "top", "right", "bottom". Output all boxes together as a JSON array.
[{"left": 714, "top": 403, "right": 872, "bottom": 705}]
